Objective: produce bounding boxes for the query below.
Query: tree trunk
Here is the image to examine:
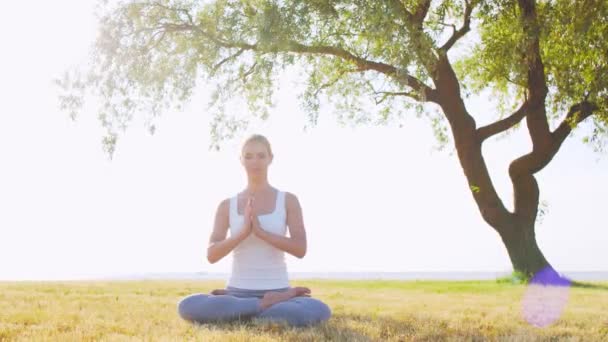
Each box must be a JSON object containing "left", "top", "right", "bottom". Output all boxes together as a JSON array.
[
  {"left": 432, "top": 54, "right": 553, "bottom": 279},
  {"left": 499, "top": 219, "right": 551, "bottom": 278}
]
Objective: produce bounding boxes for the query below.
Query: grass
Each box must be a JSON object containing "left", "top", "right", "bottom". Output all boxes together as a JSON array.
[{"left": 1, "top": 279, "right": 607, "bottom": 341}]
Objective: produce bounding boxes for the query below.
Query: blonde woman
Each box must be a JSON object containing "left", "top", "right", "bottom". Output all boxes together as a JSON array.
[{"left": 178, "top": 134, "right": 331, "bottom": 327}]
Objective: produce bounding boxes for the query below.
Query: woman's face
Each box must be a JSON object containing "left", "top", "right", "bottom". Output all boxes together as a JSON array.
[{"left": 240, "top": 141, "right": 272, "bottom": 176}]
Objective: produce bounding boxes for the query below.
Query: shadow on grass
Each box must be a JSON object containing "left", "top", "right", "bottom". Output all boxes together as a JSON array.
[
  {"left": 497, "top": 271, "right": 608, "bottom": 291},
  {"left": 189, "top": 317, "right": 373, "bottom": 341},
  {"left": 569, "top": 280, "right": 608, "bottom": 291},
  {"left": 187, "top": 313, "right": 478, "bottom": 341},
  {"left": 185, "top": 311, "right": 606, "bottom": 341}
]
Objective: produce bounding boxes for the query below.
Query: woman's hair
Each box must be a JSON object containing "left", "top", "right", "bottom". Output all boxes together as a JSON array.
[{"left": 241, "top": 134, "right": 273, "bottom": 157}]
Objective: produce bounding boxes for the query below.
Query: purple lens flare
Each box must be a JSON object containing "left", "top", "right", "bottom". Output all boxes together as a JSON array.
[{"left": 521, "top": 267, "right": 571, "bottom": 327}]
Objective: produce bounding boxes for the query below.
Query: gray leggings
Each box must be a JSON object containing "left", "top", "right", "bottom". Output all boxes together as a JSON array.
[{"left": 177, "top": 286, "right": 331, "bottom": 327}]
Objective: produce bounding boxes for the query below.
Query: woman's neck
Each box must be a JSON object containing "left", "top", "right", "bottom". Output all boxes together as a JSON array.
[{"left": 245, "top": 179, "right": 271, "bottom": 195}]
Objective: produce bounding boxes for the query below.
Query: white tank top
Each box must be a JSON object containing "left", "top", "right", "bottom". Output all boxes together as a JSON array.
[{"left": 226, "top": 190, "right": 290, "bottom": 290}]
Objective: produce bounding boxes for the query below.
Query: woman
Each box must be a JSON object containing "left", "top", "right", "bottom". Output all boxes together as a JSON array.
[{"left": 177, "top": 134, "right": 332, "bottom": 327}]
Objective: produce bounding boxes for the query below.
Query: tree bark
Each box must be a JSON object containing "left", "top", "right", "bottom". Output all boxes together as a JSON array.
[
  {"left": 499, "top": 218, "right": 551, "bottom": 277},
  {"left": 433, "top": 55, "right": 510, "bottom": 229},
  {"left": 432, "top": 54, "right": 552, "bottom": 278}
]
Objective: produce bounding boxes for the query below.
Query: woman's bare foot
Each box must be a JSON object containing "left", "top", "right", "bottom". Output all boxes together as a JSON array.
[
  {"left": 259, "top": 287, "right": 311, "bottom": 310},
  {"left": 292, "top": 286, "right": 311, "bottom": 297},
  {"left": 210, "top": 289, "right": 228, "bottom": 295}
]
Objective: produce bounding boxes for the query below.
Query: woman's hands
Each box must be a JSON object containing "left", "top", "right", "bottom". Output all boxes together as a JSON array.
[
  {"left": 251, "top": 214, "right": 266, "bottom": 238},
  {"left": 239, "top": 196, "right": 267, "bottom": 239},
  {"left": 236, "top": 197, "right": 254, "bottom": 240}
]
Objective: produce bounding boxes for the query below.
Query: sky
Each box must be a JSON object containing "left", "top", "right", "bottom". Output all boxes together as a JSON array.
[{"left": 0, "top": 1, "right": 606, "bottom": 280}]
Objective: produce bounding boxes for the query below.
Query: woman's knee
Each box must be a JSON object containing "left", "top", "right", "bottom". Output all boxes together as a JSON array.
[
  {"left": 178, "top": 294, "right": 253, "bottom": 323},
  {"left": 177, "top": 294, "right": 209, "bottom": 321},
  {"left": 258, "top": 297, "right": 332, "bottom": 326},
  {"left": 303, "top": 297, "right": 332, "bottom": 321}
]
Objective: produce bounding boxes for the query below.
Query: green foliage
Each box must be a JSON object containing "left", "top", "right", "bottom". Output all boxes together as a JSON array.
[
  {"left": 457, "top": 0, "right": 608, "bottom": 147},
  {"left": 57, "top": 0, "right": 607, "bottom": 156},
  {"left": 536, "top": 199, "right": 549, "bottom": 225},
  {"left": 495, "top": 270, "right": 530, "bottom": 285},
  {"left": 56, "top": 0, "right": 470, "bottom": 155}
]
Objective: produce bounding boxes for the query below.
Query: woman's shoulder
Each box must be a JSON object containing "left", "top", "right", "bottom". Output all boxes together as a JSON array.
[
  {"left": 216, "top": 198, "right": 231, "bottom": 212},
  {"left": 217, "top": 193, "right": 238, "bottom": 212},
  {"left": 282, "top": 191, "right": 300, "bottom": 206}
]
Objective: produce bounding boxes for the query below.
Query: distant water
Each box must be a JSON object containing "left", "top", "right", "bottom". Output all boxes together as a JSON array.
[
  {"left": 3, "top": 271, "right": 607, "bottom": 282},
  {"left": 94, "top": 271, "right": 608, "bottom": 281}
]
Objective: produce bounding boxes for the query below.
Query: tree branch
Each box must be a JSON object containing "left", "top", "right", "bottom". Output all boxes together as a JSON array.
[
  {"left": 509, "top": 101, "right": 597, "bottom": 181},
  {"left": 412, "top": 0, "right": 433, "bottom": 27},
  {"left": 517, "top": 0, "right": 552, "bottom": 149},
  {"left": 389, "top": 0, "right": 432, "bottom": 29},
  {"left": 508, "top": 101, "right": 596, "bottom": 220},
  {"left": 477, "top": 101, "right": 528, "bottom": 141},
  {"left": 159, "top": 21, "right": 439, "bottom": 103},
  {"left": 284, "top": 42, "right": 438, "bottom": 103},
  {"left": 389, "top": 0, "right": 414, "bottom": 22},
  {"left": 552, "top": 101, "right": 598, "bottom": 145},
  {"left": 124, "top": 2, "right": 441, "bottom": 105},
  {"left": 440, "top": 0, "right": 476, "bottom": 51},
  {"left": 388, "top": 0, "right": 438, "bottom": 74}
]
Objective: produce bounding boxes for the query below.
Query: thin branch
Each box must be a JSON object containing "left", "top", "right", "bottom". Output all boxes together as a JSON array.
[
  {"left": 374, "top": 91, "right": 420, "bottom": 104},
  {"left": 160, "top": 23, "right": 253, "bottom": 50},
  {"left": 220, "top": 61, "right": 259, "bottom": 91},
  {"left": 210, "top": 48, "right": 246, "bottom": 75},
  {"left": 477, "top": 101, "right": 528, "bottom": 141},
  {"left": 437, "top": 21, "right": 457, "bottom": 32},
  {"left": 148, "top": 1, "right": 195, "bottom": 25},
  {"left": 136, "top": 13, "right": 439, "bottom": 102},
  {"left": 139, "top": 29, "right": 167, "bottom": 54},
  {"left": 313, "top": 69, "right": 359, "bottom": 97},
  {"left": 190, "top": 23, "right": 440, "bottom": 102},
  {"left": 364, "top": 79, "right": 422, "bottom": 104},
  {"left": 284, "top": 41, "right": 438, "bottom": 103},
  {"left": 240, "top": 62, "right": 257, "bottom": 81},
  {"left": 440, "top": 0, "right": 476, "bottom": 51},
  {"left": 325, "top": 31, "right": 359, "bottom": 39}
]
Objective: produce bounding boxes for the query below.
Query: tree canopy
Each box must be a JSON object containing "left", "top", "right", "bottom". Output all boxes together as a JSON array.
[
  {"left": 57, "top": 0, "right": 608, "bottom": 277},
  {"left": 58, "top": 0, "right": 607, "bottom": 156}
]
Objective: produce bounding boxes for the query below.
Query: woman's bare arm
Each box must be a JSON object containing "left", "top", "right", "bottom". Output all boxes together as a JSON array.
[
  {"left": 252, "top": 192, "right": 307, "bottom": 258},
  {"left": 206, "top": 199, "right": 250, "bottom": 264}
]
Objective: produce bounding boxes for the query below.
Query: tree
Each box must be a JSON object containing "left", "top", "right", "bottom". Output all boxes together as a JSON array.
[{"left": 57, "top": 0, "right": 608, "bottom": 278}]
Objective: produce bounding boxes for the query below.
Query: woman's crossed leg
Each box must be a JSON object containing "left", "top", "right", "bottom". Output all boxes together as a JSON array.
[{"left": 177, "top": 287, "right": 331, "bottom": 327}]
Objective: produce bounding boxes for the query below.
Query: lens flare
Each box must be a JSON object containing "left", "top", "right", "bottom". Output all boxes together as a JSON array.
[{"left": 521, "top": 267, "right": 571, "bottom": 327}]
